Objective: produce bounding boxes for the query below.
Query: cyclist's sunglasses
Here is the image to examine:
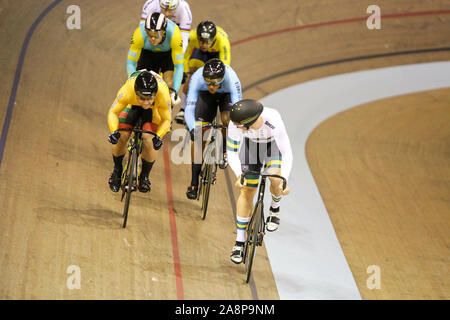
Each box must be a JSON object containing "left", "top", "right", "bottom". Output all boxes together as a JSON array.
[
  {"left": 199, "top": 36, "right": 214, "bottom": 44},
  {"left": 136, "top": 92, "right": 155, "bottom": 100},
  {"left": 146, "top": 30, "right": 165, "bottom": 39},
  {"left": 204, "top": 77, "right": 223, "bottom": 86},
  {"left": 234, "top": 120, "right": 255, "bottom": 130}
]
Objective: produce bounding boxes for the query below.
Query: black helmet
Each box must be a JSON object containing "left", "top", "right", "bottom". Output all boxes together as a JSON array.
[
  {"left": 134, "top": 70, "right": 158, "bottom": 96},
  {"left": 146, "top": 12, "right": 167, "bottom": 32},
  {"left": 203, "top": 58, "right": 225, "bottom": 80},
  {"left": 197, "top": 21, "right": 216, "bottom": 42},
  {"left": 230, "top": 99, "right": 264, "bottom": 127}
]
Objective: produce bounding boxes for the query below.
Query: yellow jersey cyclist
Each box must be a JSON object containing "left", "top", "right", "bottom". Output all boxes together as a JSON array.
[
  {"left": 127, "top": 12, "right": 184, "bottom": 107},
  {"left": 107, "top": 70, "right": 172, "bottom": 193},
  {"left": 175, "top": 21, "right": 231, "bottom": 124},
  {"left": 226, "top": 99, "right": 293, "bottom": 264}
]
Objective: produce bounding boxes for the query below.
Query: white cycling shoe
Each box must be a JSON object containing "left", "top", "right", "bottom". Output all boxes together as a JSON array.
[
  {"left": 266, "top": 207, "right": 280, "bottom": 232},
  {"left": 230, "top": 244, "right": 244, "bottom": 264}
]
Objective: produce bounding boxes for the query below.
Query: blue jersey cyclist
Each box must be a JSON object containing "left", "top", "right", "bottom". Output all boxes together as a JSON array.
[{"left": 184, "top": 58, "right": 242, "bottom": 200}]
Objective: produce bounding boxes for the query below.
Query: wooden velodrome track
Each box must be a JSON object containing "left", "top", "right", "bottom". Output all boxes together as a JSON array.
[{"left": 0, "top": 0, "right": 449, "bottom": 299}]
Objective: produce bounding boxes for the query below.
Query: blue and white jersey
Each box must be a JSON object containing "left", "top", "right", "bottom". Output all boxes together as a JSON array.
[{"left": 185, "top": 65, "right": 242, "bottom": 131}]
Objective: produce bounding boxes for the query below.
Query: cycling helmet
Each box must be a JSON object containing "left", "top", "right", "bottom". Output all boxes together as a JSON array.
[
  {"left": 197, "top": 21, "right": 216, "bottom": 42},
  {"left": 134, "top": 70, "right": 158, "bottom": 96},
  {"left": 145, "top": 12, "right": 167, "bottom": 32},
  {"left": 230, "top": 99, "right": 264, "bottom": 127},
  {"left": 160, "top": 0, "right": 179, "bottom": 10},
  {"left": 203, "top": 58, "right": 225, "bottom": 81}
]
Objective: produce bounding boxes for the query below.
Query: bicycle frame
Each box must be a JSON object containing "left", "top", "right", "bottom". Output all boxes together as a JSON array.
[
  {"left": 196, "top": 118, "right": 227, "bottom": 219},
  {"left": 116, "top": 121, "right": 157, "bottom": 228},
  {"left": 241, "top": 171, "right": 287, "bottom": 283}
]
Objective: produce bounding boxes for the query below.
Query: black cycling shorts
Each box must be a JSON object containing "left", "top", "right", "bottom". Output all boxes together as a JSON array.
[
  {"left": 194, "top": 91, "right": 232, "bottom": 126},
  {"left": 137, "top": 49, "right": 174, "bottom": 74},
  {"left": 239, "top": 138, "right": 282, "bottom": 187},
  {"left": 118, "top": 105, "right": 158, "bottom": 132}
]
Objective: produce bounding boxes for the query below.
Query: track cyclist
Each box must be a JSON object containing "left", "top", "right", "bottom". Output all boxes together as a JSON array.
[
  {"left": 227, "top": 99, "right": 293, "bottom": 264},
  {"left": 175, "top": 20, "right": 231, "bottom": 125},
  {"left": 184, "top": 58, "right": 242, "bottom": 200},
  {"left": 140, "top": 0, "right": 192, "bottom": 55},
  {"left": 107, "top": 70, "right": 172, "bottom": 194},
  {"left": 127, "top": 12, "right": 184, "bottom": 107}
]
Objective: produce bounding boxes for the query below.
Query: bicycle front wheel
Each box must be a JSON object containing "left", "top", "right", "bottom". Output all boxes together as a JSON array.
[
  {"left": 201, "top": 163, "right": 213, "bottom": 220},
  {"left": 245, "top": 204, "right": 262, "bottom": 283},
  {"left": 122, "top": 148, "right": 137, "bottom": 228}
]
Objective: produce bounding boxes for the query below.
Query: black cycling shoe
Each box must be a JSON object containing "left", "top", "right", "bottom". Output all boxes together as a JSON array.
[
  {"left": 109, "top": 169, "right": 121, "bottom": 193},
  {"left": 186, "top": 185, "right": 198, "bottom": 200},
  {"left": 138, "top": 175, "right": 151, "bottom": 193}
]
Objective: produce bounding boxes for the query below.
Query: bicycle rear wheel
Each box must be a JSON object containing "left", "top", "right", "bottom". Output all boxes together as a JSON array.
[
  {"left": 245, "top": 204, "right": 261, "bottom": 283},
  {"left": 122, "top": 148, "right": 137, "bottom": 228}
]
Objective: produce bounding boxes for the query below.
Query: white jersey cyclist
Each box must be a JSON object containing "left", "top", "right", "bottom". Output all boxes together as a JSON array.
[
  {"left": 227, "top": 106, "right": 293, "bottom": 181},
  {"left": 141, "top": 0, "right": 192, "bottom": 54}
]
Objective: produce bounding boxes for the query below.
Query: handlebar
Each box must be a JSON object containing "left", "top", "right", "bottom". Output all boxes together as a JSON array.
[
  {"left": 240, "top": 170, "right": 287, "bottom": 191},
  {"left": 199, "top": 123, "right": 227, "bottom": 130},
  {"left": 117, "top": 127, "right": 158, "bottom": 137}
]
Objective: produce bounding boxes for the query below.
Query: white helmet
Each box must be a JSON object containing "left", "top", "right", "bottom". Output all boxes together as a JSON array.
[{"left": 160, "top": 0, "right": 180, "bottom": 10}]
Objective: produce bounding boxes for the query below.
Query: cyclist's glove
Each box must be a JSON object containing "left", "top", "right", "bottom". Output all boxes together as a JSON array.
[
  {"left": 152, "top": 135, "right": 163, "bottom": 150},
  {"left": 108, "top": 131, "right": 120, "bottom": 144}
]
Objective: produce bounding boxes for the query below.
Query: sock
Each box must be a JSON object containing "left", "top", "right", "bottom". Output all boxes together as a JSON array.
[
  {"left": 271, "top": 194, "right": 282, "bottom": 210},
  {"left": 141, "top": 159, "right": 155, "bottom": 177},
  {"left": 113, "top": 155, "right": 124, "bottom": 172},
  {"left": 190, "top": 163, "right": 202, "bottom": 186},
  {"left": 236, "top": 216, "right": 250, "bottom": 243}
]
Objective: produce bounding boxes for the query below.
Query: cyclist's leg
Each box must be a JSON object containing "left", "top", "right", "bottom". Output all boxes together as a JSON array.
[
  {"left": 160, "top": 50, "right": 175, "bottom": 111},
  {"left": 218, "top": 93, "right": 232, "bottom": 168},
  {"left": 231, "top": 139, "right": 262, "bottom": 263},
  {"left": 186, "top": 91, "right": 215, "bottom": 199},
  {"left": 139, "top": 109, "right": 158, "bottom": 193},
  {"left": 264, "top": 141, "right": 284, "bottom": 231},
  {"left": 109, "top": 105, "right": 137, "bottom": 192}
]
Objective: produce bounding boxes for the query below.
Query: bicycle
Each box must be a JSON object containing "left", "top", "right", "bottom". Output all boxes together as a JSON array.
[
  {"left": 240, "top": 171, "right": 287, "bottom": 283},
  {"left": 117, "top": 119, "right": 157, "bottom": 228},
  {"left": 196, "top": 118, "right": 227, "bottom": 220}
]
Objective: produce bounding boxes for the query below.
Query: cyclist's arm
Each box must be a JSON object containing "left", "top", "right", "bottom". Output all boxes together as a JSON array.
[
  {"left": 155, "top": 87, "right": 172, "bottom": 138},
  {"left": 183, "top": 31, "right": 196, "bottom": 72},
  {"left": 226, "top": 122, "right": 243, "bottom": 178},
  {"left": 126, "top": 27, "right": 144, "bottom": 77},
  {"left": 273, "top": 112, "right": 293, "bottom": 181},
  {"left": 178, "top": 2, "right": 192, "bottom": 54},
  {"left": 184, "top": 70, "right": 201, "bottom": 131},
  {"left": 218, "top": 29, "right": 231, "bottom": 66},
  {"left": 224, "top": 67, "right": 242, "bottom": 105},
  {"left": 170, "top": 27, "right": 184, "bottom": 93},
  {"left": 107, "top": 88, "right": 129, "bottom": 133}
]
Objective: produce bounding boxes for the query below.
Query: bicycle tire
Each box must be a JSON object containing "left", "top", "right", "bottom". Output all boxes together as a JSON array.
[
  {"left": 245, "top": 204, "right": 261, "bottom": 283},
  {"left": 201, "top": 163, "right": 213, "bottom": 220},
  {"left": 122, "top": 148, "right": 137, "bottom": 228}
]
